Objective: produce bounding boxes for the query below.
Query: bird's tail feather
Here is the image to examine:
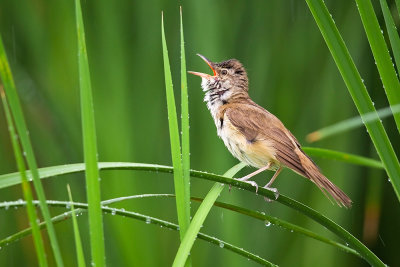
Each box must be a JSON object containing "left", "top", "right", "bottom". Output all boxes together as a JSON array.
[{"left": 300, "top": 153, "right": 352, "bottom": 208}]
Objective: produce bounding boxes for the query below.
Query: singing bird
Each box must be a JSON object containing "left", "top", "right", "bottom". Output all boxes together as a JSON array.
[{"left": 189, "top": 54, "right": 352, "bottom": 208}]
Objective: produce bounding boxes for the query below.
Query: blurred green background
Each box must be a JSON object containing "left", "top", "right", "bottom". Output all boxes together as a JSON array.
[{"left": 0, "top": 0, "right": 399, "bottom": 266}]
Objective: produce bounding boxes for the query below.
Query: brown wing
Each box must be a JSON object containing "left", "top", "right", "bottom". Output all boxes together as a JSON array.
[{"left": 225, "top": 104, "right": 307, "bottom": 176}]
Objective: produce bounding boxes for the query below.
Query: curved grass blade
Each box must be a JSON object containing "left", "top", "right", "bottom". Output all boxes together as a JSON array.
[
  {"left": 161, "top": 12, "right": 191, "bottom": 244},
  {"left": 306, "top": 0, "right": 400, "bottom": 217},
  {"left": 356, "top": 0, "right": 400, "bottom": 132},
  {"left": 0, "top": 88, "right": 47, "bottom": 267},
  {"left": 173, "top": 163, "right": 246, "bottom": 267},
  {"left": 0, "top": 162, "right": 383, "bottom": 266},
  {"left": 180, "top": 6, "right": 191, "bottom": 238},
  {"left": 0, "top": 200, "right": 273, "bottom": 266},
  {"left": 102, "top": 193, "right": 358, "bottom": 256},
  {"left": 67, "top": 185, "right": 86, "bottom": 267},
  {"left": 0, "top": 32, "right": 63, "bottom": 267},
  {"left": 302, "top": 147, "right": 383, "bottom": 169},
  {"left": 379, "top": 0, "right": 400, "bottom": 76},
  {"left": 75, "top": 0, "right": 105, "bottom": 265},
  {"left": 307, "top": 104, "right": 400, "bottom": 142}
]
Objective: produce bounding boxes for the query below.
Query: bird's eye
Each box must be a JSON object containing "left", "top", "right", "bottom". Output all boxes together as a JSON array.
[{"left": 221, "top": 69, "right": 228, "bottom": 75}]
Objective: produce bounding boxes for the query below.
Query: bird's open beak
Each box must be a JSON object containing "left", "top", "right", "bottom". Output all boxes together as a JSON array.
[{"left": 188, "top": 54, "right": 217, "bottom": 79}]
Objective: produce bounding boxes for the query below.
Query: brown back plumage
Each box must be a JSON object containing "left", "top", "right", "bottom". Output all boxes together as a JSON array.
[{"left": 225, "top": 102, "right": 352, "bottom": 208}]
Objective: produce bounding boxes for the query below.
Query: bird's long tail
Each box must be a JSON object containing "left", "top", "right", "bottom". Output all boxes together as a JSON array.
[{"left": 299, "top": 152, "right": 352, "bottom": 208}]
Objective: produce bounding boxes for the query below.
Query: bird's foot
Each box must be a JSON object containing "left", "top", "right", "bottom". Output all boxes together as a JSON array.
[
  {"left": 230, "top": 178, "right": 259, "bottom": 193},
  {"left": 263, "top": 186, "right": 279, "bottom": 202}
]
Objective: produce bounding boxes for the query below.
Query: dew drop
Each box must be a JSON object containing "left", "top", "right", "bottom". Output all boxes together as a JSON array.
[
  {"left": 219, "top": 242, "right": 224, "bottom": 248},
  {"left": 146, "top": 217, "right": 151, "bottom": 224},
  {"left": 264, "top": 220, "right": 271, "bottom": 227}
]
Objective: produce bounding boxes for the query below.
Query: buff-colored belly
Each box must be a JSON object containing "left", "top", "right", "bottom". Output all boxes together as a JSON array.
[{"left": 218, "top": 116, "right": 279, "bottom": 169}]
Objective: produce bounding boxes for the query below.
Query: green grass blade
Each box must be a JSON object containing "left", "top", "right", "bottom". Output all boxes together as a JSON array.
[
  {"left": 161, "top": 13, "right": 191, "bottom": 242},
  {"left": 190, "top": 197, "right": 359, "bottom": 257},
  {"left": 0, "top": 89, "right": 47, "bottom": 267},
  {"left": 0, "top": 200, "right": 273, "bottom": 266},
  {"left": 379, "top": 0, "right": 400, "bottom": 76},
  {"left": 307, "top": 104, "right": 400, "bottom": 142},
  {"left": 356, "top": 0, "right": 400, "bottom": 131},
  {"left": 103, "top": 193, "right": 358, "bottom": 257},
  {"left": 396, "top": 0, "right": 400, "bottom": 19},
  {"left": 0, "top": 32, "right": 63, "bottom": 267},
  {"left": 0, "top": 162, "right": 382, "bottom": 265},
  {"left": 180, "top": 6, "right": 191, "bottom": 238},
  {"left": 172, "top": 163, "right": 247, "bottom": 267},
  {"left": 302, "top": 147, "right": 383, "bottom": 169},
  {"left": 306, "top": 0, "right": 400, "bottom": 211},
  {"left": 75, "top": 0, "right": 105, "bottom": 265},
  {"left": 67, "top": 185, "right": 87, "bottom": 267},
  {"left": 0, "top": 157, "right": 383, "bottom": 190}
]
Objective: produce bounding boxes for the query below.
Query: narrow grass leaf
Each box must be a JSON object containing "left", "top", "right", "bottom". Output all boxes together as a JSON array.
[
  {"left": 306, "top": 0, "right": 400, "bottom": 216},
  {"left": 180, "top": 6, "right": 191, "bottom": 237},
  {"left": 397, "top": 0, "right": 400, "bottom": 19},
  {"left": 67, "top": 185, "right": 86, "bottom": 267},
  {"left": 0, "top": 162, "right": 382, "bottom": 265},
  {"left": 379, "top": 0, "right": 400, "bottom": 76},
  {"left": 172, "top": 163, "right": 246, "bottom": 267},
  {"left": 0, "top": 88, "right": 47, "bottom": 267},
  {"left": 307, "top": 104, "right": 400, "bottom": 142},
  {"left": 302, "top": 147, "right": 383, "bottom": 169},
  {"left": 161, "top": 13, "right": 191, "bottom": 242},
  {"left": 0, "top": 199, "right": 274, "bottom": 266},
  {"left": 75, "top": 0, "right": 105, "bottom": 265},
  {"left": 190, "top": 197, "right": 359, "bottom": 256},
  {"left": 0, "top": 33, "right": 63, "bottom": 266},
  {"left": 356, "top": 0, "right": 400, "bottom": 131}
]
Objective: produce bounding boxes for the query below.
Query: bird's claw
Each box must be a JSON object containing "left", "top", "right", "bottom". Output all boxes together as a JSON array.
[
  {"left": 263, "top": 186, "right": 279, "bottom": 202},
  {"left": 245, "top": 180, "right": 259, "bottom": 193},
  {"left": 231, "top": 179, "right": 259, "bottom": 193}
]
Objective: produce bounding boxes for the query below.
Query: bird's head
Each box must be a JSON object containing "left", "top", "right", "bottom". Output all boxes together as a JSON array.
[{"left": 189, "top": 54, "right": 249, "bottom": 101}]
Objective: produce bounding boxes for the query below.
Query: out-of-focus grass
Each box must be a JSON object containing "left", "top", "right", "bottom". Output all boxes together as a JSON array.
[
  {"left": 0, "top": 1, "right": 399, "bottom": 266},
  {"left": 0, "top": 32, "right": 63, "bottom": 266}
]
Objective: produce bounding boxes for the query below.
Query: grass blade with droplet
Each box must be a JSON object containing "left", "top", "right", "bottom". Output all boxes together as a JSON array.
[
  {"left": 0, "top": 88, "right": 47, "bottom": 267},
  {"left": 306, "top": 0, "right": 400, "bottom": 225},
  {"left": 67, "top": 185, "right": 86, "bottom": 267},
  {"left": 0, "top": 31, "right": 63, "bottom": 267},
  {"left": 172, "top": 163, "right": 247, "bottom": 267},
  {"left": 161, "top": 12, "right": 191, "bottom": 247},
  {"left": 379, "top": 0, "right": 400, "bottom": 76},
  {"left": 355, "top": 0, "right": 400, "bottom": 132},
  {"left": 75, "top": 0, "right": 105, "bottom": 265},
  {"left": 180, "top": 6, "right": 191, "bottom": 241}
]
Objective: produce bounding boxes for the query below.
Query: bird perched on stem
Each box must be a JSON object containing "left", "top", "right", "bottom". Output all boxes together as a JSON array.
[{"left": 189, "top": 54, "right": 352, "bottom": 208}]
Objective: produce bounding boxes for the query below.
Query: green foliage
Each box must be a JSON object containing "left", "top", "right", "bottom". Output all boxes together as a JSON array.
[
  {"left": 161, "top": 12, "right": 191, "bottom": 249},
  {"left": 75, "top": 0, "right": 105, "bottom": 265},
  {"left": 1, "top": 90, "right": 47, "bottom": 266},
  {"left": 67, "top": 185, "right": 86, "bottom": 267},
  {"left": 0, "top": 1, "right": 399, "bottom": 266},
  {"left": 0, "top": 31, "right": 63, "bottom": 266}
]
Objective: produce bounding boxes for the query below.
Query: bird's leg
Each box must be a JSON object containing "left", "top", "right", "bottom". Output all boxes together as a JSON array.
[
  {"left": 263, "top": 167, "right": 282, "bottom": 202},
  {"left": 230, "top": 163, "right": 271, "bottom": 193}
]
